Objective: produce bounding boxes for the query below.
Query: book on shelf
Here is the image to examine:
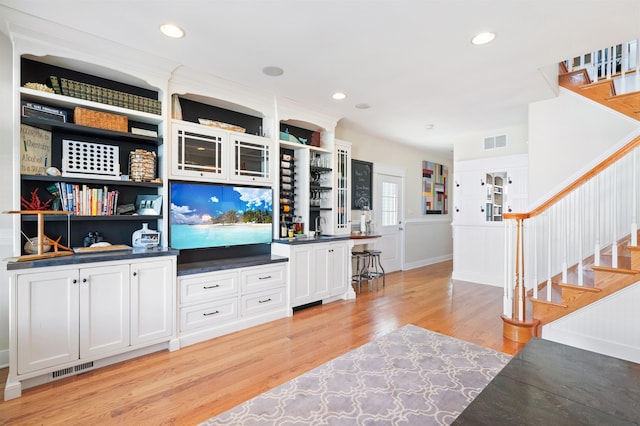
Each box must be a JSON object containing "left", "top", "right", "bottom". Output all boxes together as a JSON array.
[{"left": 56, "top": 182, "right": 119, "bottom": 216}]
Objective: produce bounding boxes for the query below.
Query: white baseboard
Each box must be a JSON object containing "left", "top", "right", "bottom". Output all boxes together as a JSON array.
[
  {"left": 543, "top": 328, "right": 640, "bottom": 364},
  {"left": 403, "top": 254, "right": 452, "bottom": 271},
  {"left": 451, "top": 270, "right": 502, "bottom": 287}
]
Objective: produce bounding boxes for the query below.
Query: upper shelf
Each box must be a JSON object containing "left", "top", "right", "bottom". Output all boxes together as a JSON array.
[
  {"left": 20, "top": 115, "right": 163, "bottom": 146},
  {"left": 20, "top": 87, "right": 163, "bottom": 125}
]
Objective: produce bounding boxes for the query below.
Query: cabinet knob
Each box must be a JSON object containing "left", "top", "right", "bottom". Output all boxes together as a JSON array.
[
  {"left": 82, "top": 278, "right": 87, "bottom": 283},
  {"left": 72, "top": 279, "right": 77, "bottom": 284},
  {"left": 133, "top": 272, "right": 137, "bottom": 277}
]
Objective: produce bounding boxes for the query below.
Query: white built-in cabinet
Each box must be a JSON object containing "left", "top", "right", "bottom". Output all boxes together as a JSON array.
[
  {"left": 177, "top": 262, "right": 288, "bottom": 347},
  {"left": 170, "top": 119, "right": 272, "bottom": 185},
  {"left": 272, "top": 240, "right": 349, "bottom": 308},
  {"left": 452, "top": 154, "right": 528, "bottom": 286},
  {"left": 8, "top": 256, "right": 176, "bottom": 399}
]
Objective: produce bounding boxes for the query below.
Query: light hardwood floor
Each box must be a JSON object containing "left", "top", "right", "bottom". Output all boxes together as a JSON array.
[{"left": 0, "top": 260, "right": 524, "bottom": 425}]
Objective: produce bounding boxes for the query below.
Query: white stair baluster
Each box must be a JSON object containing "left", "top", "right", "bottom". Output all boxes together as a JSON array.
[
  {"left": 562, "top": 198, "right": 568, "bottom": 283},
  {"left": 547, "top": 209, "right": 553, "bottom": 302},
  {"left": 595, "top": 174, "right": 601, "bottom": 267},
  {"left": 632, "top": 148, "right": 638, "bottom": 247},
  {"left": 533, "top": 218, "right": 538, "bottom": 299},
  {"left": 578, "top": 187, "right": 584, "bottom": 286},
  {"left": 612, "top": 164, "right": 618, "bottom": 268}
]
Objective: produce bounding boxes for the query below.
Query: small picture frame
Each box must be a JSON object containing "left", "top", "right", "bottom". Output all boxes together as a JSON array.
[{"left": 135, "top": 194, "right": 162, "bottom": 215}]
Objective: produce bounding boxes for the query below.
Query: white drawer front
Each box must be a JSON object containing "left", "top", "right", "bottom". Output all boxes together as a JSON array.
[
  {"left": 180, "top": 271, "right": 239, "bottom": 304},
  {"left": 240, "top": 287, "right": 286, "bottom": 317},
  {"left": 180, "top": 297, "right": 238, "bottom": 332},
  {"left": 240, "top": 264, "right": 286, "bottom": 293}
]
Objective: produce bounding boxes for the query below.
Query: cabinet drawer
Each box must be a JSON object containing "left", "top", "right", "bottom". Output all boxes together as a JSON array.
[
  {"left": 180, "top": 271, "right": 239, "bottom": 304},
  {"left": 240, "top": 287, "right": 286, "bottom": 317},
  {"left": 240, "top": 264, "right": 286, "bottom": 293},
  {"left": 180, "top": 297, "right": 238, "bottom": 332}
]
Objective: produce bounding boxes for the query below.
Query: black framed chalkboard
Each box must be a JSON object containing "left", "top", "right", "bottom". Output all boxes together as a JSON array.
[{"left": 351, "top": 159, "right": 372, "bottom": 209}]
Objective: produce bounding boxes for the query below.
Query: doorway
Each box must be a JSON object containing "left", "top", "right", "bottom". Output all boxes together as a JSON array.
[{"left": 375, "top": 170, "right": 404, "bottom": 272}]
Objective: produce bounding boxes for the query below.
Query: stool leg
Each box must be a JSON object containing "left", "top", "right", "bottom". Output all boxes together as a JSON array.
[{"left": 376, "top": 254, "right": 385, "bottom": 288}]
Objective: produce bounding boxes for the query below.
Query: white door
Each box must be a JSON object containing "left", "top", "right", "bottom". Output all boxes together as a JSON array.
[
  {"left": 131, "top": 259, "right": 174, "bottom": 346},
  {"left": 17, "top": 269, "right": 80, "bottom": 374},
  {"left": 376, "top": 173, "right": 404, "bottom": 272},
  {"left": 80, "top": 264, "right": 130, "bottom": 358}
]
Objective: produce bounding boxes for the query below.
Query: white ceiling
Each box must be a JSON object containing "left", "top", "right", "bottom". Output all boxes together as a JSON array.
[{"left": 1, "top": 0, "right": 639, "bottom": 154}]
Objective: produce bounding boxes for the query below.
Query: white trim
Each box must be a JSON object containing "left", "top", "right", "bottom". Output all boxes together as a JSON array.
[{"left": 404, "top": 254, "right": 452, "bottom": 271}]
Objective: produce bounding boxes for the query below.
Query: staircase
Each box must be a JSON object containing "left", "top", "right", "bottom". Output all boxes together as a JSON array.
[{"left": 501, "top": 53, "right": 640, "bottom": 346}]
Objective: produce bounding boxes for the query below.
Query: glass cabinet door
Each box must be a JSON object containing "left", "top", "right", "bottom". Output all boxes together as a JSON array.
[
  {"left": 172, "top": 122, "right": 226, "bottom": 179},
  {"left": 335, "top": 143, "right": 351, "bottom": 233},
  {"left": 231, "top": 134, "right": 271, "bottom": 183}
]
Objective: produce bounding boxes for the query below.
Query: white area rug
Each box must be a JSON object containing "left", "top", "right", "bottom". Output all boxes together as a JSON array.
[{"left": 201, "top": 324, "right": 511, "bottom": 425}]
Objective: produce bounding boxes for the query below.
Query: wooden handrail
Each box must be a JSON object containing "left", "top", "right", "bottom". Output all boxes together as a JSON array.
[{"left": 504, "top": 135, "right": 640, "bottom": 221}]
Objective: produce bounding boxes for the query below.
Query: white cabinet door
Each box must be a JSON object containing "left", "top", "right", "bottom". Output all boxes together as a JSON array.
[
  {"left": 171, "top": 120, "right": 228, "bottom": 181},
  {"left": 290, "top": 245, "right": 314, "bottom": 307},
  {"left": 130, "top": 259, "right": 174, "bottom": 346},
  {"left": 229, "top": 133, "right": 273, "bottom": 184},
  {"left": 79, "top": 264, "right": 130, "bottom": 358},
  {"left": 17, "top": 269, "right": 80, "bottom": 374},
  {"left": 334, "top": 140, "right": 352, "bottom": 235},
  {"left": 312, "top": 244, "right": 331, "bottom": 300},
  {"left": 328, "top": 242, "right": 349, "bottom": 296}
]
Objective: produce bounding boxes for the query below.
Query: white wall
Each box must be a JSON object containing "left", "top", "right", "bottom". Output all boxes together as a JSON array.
[
  {"left": 543, "top": 281, "right": 640, "bottom": 363},
  {"left": 336, "top": 122, "right": 453, "bottom": 268},
  {"left": 0, "top": 30, "right": 13, "bottom": 367},
  {"left": 453, "top": 123, "right": 528, "bottom": 162},
  {"left": 528, "top": 88, "right": 640, "bottom": 207}
]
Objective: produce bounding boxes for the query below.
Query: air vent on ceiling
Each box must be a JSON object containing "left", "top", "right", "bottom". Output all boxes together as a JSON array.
[{"left": 484, "top": 134, "right": 508, "bottom": 150}]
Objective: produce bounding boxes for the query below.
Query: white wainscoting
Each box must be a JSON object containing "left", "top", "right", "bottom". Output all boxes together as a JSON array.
[
  {"left": 403, "top": 218, "right": 452, "bottom": 270},
  {"left": 542, "top": 281, "right": 640, "bottom": 363},
  {"left": 451, "top": 224, "right": 505, "bottom": 287}
]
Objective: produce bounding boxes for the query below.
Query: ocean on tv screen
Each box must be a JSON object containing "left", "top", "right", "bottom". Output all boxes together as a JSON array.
[{"left": 170, "top": 182, "right": 273, "bottom": 250}]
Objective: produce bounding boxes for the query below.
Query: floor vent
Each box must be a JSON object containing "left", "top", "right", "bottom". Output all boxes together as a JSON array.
[
  {"left": 484, "top": 134, "right": 508, "bottom": 150},
  {"left": 51, "top": 361, "right": 95, "bottom": 379}
]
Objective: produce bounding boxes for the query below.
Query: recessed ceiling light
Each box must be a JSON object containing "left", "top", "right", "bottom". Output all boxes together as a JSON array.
[
  {"left": 262, "top": 66, "right": 284, "bottom": 77},
  {"left": 332, "top": 92, "right": 347, "bottom": 100},
  {"left": 160, "top": 23, "right": 185, "bottom": 38},
  {"left": 355, "top": 103, "right": 371, "bottom": 110},
  {"left": 425, "top": 124, "right": 435, "bottom": 130},
  {"left": 471, "top": 32, "right": 495, "bottom": 45}
]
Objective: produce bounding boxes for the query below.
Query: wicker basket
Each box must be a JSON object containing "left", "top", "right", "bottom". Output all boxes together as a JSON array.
[{"left": 74, "top": 107, "right": 128, "bottom": 132}]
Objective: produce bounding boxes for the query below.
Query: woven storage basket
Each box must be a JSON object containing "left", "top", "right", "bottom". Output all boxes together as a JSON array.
[{"left": 74, "top": 107, "right": 128, "bottom": 132}]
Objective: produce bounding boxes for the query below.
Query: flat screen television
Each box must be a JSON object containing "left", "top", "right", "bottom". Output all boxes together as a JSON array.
[{"left": 169, "top": 181, "right": 273, "bottom": 253}]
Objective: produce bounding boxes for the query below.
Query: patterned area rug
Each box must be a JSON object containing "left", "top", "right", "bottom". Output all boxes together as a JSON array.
[{"left": 201, "top": 324, "right": 511, "bottom": 425}]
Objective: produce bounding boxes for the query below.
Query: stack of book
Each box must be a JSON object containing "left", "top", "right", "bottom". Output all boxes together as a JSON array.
[
  {"left": 52, "top": 182, "right": 120, "bottom": 216},
  {"left": 48, "top": 76, "right": 161, "bottom": 115}
]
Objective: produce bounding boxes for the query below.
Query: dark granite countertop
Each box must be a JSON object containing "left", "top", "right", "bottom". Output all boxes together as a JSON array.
[
  {"left": 177, "top": 254, "right": 288, "bottom": 276},
  {"left": 6, "top": 247, "right": 179, "bottom": 270},
  {"left": 453, "top": 337, "right": 640, "bottom": 425},
  {"left": 272, "top": 235, "right": 350, "bottom": 245}
]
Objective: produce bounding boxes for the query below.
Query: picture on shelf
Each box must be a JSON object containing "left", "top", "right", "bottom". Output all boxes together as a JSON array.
[
  {"left": 136, "top": 194, "right": 162, "bottom": 215},
  {"left": 20, "top": 124, "right": 51, "bottom": 176}
]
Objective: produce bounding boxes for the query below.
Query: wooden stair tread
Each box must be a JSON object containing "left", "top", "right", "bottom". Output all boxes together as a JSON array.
[
  {"left": 591, "top": 265, "right": 639, "bottom": 274},
  {"left": 557, "top": 282, "right": 601, "bottom": 293},
  {"left": 530, "top": 298, "right": 568, "bottom": 308}
]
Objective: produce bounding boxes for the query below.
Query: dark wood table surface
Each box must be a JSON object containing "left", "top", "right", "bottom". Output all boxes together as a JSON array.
[{"left": 453, "top": 337, "right": 640, "bottom": 425}]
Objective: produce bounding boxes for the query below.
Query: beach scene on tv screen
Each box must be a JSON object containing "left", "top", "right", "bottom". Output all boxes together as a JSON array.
[{"left": 170, "top": 183, "right": 273, "bottom": 250}]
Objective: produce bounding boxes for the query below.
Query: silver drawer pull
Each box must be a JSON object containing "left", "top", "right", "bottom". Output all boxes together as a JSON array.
[
  {"left": 258, "top": 298, "right": 272, "bottom": 303},
  {"left": 203, "top": 284, "right": 220, "bottom": 289},
  {"left": 203, "top": 310, "right": 220, "bottom": 316},
  {"left": 258, "top": 275, "right": 272, "bottom": 280}
]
